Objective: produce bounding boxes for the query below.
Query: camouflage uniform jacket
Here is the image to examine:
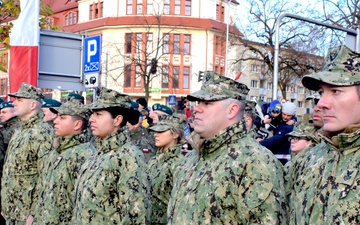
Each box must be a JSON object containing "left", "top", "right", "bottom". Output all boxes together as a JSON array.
[
  {"left": 0, "top": 116, "right": 20, "bottom": 173},
  {"left": 147, "top": 144, "right": 184, "bottom": 224},
  {"left": 286, "top": 125, "right": 360, "bottom": 224},
  {"left": 130, "top": 125, "right": 156, "bottom": 163},
  {"left": 167, "top": 120, "right": 287, "bottom": 224},
  {"left": 1, "top": 111, "right": 53, "bottom": 221},
  {"left": 33, "top": 130, "right": 95, "bottom": 224},
  {"left": 71, "top": 127, "right": 151, "bottom": 224}
]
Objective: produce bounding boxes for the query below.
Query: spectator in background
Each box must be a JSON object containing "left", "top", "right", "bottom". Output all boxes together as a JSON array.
[
  {"left": 286, "top": 123, "right": 314, "bottom": 156},
  {"left": 41, "top": 98, "right": 62, "bottom": 126},
  {"left": 244, "top": 100, "right": 273, "bottom": 140},
  {"left": 136, "top": 97, "right": 148, "bottom": 111},
  {"left": 147, "top": 114, "right": 187, "bottom": 224},
  {"left": 1, "top": 83, "right": 53, "bottom": 224},
  {"left": 259, "top": 101, "right": 296, "bottom": 165}
]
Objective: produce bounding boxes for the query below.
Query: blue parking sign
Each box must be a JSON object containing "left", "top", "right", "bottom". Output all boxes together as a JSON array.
[
  {"left": 83, "top": 35, "right": 101, "bottom": 73},
  {"left": 168, "top": 95, "right": 176, "bottom": 106}
]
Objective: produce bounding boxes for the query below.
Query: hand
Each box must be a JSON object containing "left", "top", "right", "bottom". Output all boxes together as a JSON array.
[{"left": 256, "top": 138, "right": 263, "bottom": 142}]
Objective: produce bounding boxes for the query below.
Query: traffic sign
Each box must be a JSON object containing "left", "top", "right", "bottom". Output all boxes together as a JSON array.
[
  {"left": 84, "top": 35, "right": 101, "bottom": 73},
  {"left": 84, "top": 72, "right": 99, "bottom": 88},
  {"left": 168, "top": 95, "right": 176, "bottom": 106}
]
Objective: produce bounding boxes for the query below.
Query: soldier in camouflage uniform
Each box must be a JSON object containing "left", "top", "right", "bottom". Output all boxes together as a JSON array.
[
  {"left": 286, "top": 45, "right": 360, "bottom": 224},
  {"left": 1, "top": 83, "right": 54, "bottom": 224},
  {"left": 147, "top": 114, "right": 186, "bottom": 224},
  {"left": 71, "top": 87, "right": 150, "bottom": 224},
  {"left": 33, "top": 99, "right": 95, "bottom": 224},
  {"left": 167, "top": 72, "right": 287, "bottom": 224}
]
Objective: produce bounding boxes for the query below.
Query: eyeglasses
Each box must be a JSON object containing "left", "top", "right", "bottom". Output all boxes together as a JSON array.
[
  {"left": 288, "top": 137, "right": 308, "bottom": 142},
  {"left": 271, "top": 109, "right": 281, "bottom": 114}
]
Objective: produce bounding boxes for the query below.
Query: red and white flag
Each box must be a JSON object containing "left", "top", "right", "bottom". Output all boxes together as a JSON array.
[{"left": 9, "top": 0, "right": 40, "bottom": 92}]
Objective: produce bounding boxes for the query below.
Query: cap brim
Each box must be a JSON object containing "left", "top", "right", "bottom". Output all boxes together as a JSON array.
[
  {"left": 286, "top": 131, "right": 307, "bottom": 137},
  {"left": 302, "top": 71, "right": 360, "bottom": 91},
  {"left": 187, "top": 90, "right": 229, "bottom": 102},
  {"left": 49, "top": 107, "right": 60, "bottom": 114},
  {"left": 148, "top": 124, "right": 171, "bottom": 132}
]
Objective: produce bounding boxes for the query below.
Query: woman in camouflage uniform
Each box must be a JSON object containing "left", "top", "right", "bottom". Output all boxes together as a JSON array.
[{"left": 147, "top": 114, "right": 186, "bottom": 224}]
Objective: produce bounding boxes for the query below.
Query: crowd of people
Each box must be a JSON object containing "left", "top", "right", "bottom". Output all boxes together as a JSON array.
[{"left": 0, "top": 44, "right": 358, "bottom": 224}]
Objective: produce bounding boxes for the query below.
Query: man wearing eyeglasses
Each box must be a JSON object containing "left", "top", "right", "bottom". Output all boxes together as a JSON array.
[{"left": 258, "top": 101, "right": 296, "bottom": 165}]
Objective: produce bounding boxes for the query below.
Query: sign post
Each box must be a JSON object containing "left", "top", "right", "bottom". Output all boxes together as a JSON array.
[{"left": 83, "top": 35, "right": 101, "bottom": 88}]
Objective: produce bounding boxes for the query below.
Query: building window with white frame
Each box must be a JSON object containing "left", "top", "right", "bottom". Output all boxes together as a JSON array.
[
  {"left": 175, "top": 0, "right": 180, "bottom": 15},
  {"left": 164, "top": 0, "right": 170, "bottom": 15},
  {"left": 137, "top": 0, "right": 143, "bottom": 14},
  {"left": 162, "top": 66, "right": 169, "bottom": 88},
  {"left": 163, "top": 34, "right": 169, "bottom": 54},
  {"left": 173, "top": 66, "right": 179, "bottom": 88},
  {"left": 183, "top": 67, "right": 190, "bottom": 89},
  {"left": 251, "top": 64, "right": 258, "bottom": 73},
  {"left": 297, "top": 101, "right": 303, "bottom": 108},
  {"left": 185, "top": 0, "right": 191, "bottom": 15},
  {"left": 267, "top": 82, "right": 273, "bottom": 90},
  {"left": 147, "top": 0, "right": 153, "bottom": 14},
  {"left": 250, "top": 80, "right": 258, "bottom": 88},
  {"left": 297, "top": 86, "right": 304, "bottom": 94}
]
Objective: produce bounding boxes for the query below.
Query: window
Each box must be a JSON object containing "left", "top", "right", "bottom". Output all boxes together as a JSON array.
[
  {"left": 124, "top": 65, "right": 131, "bottom": 87},
  {"left": 65, "top": 12, "right": 77, "bottom": 26},
  {"left": 251, "top": 64, "right": 258, "bottom": 73},
  {"left": 164, "top": 0, "right": 170, "bottom": 14},
  {"left": 183, "top": 67, "right": 190, "bottom": 89},
  {"left": 137, "top": 0, "right": 143, "bottom": 14},
  {"left": 250, "top": 80, "right": 258, "bottom": 88},
  {"left": 185, "top": 0, "right": 191, "bottom": 15},
  {"left": 126, "top": 0, "right": 132, "bottom": 14},
  {"left": 267, "top": 82, "right": 273, "bottom": 90},
  {"left": 162, "top": 66, "right": 169, "bottom": 88},
  {"left": 297, "top": 86, "right": 304, "bottom": 94},
  {"left": 174, "top": 34, "right": 180, "bottom": 54},
  {"left": 286, "top": 85, "right": 291, "bottom": 92},
  {"left": 147, "top": 0, "right": 153, "bottom": 14},
  {"left": 125, "top": 33, "right": 132, "bottom": 54},
  {"left": 146, "top": 33, "right": 153, "bottom": 53},
  {"left": 90, "top": 2, "right": 103, "bottom": 19},
  {"left": 214, "top": 35, "right": 225, "bottom": 56},
  {"left": 163, "top": 34, "right": 169, "bottom": 54},
  {"left": 267, "top": 98, "right": 272, "bottom": 103},
  {"left": 297, "top": 101, "right": 303, "bottom": 108},
  {"left": 136, "top": 33, "right": 142, "bottom": 53},
  {"left": 175, "top": 0, "right": 181, "bottom": 14},
  {"left": 173, "top": 66, "right": 179, "bottom": 88},
  {"left": 184, "top": 35, "right": 190, "bottom": 55},
  {"left": 135, "top": 66, "right": 141, "bottom": 87}
]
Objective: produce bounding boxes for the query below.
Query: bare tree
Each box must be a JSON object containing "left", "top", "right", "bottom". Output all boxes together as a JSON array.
[{"left": 234, "top": 0, "right": 324, "bottom": 99}]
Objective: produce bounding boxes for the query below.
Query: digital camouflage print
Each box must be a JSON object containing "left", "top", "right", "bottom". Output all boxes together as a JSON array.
[
  {"left": 167, "top": 120, "right": 287, "bottom": 224},
  {"left": 129, "top": 125, "right": 156, "bottom": 163},
  {"left": 71, "top": 126, "right": 150, "bottom": 224},
  {"left": 147, "top": 144, "right": 184, "bottom": 224},
  {"left": 302, "top": 45, "right": 360, "bottom": 90},
  {"left": 8, "top": 82, "right": 44, "bottom": 103},
  {"left": 86, "top": 87, "right": 132, "bottom": 109},
  {"left": 187, "top": 71, "right": 250, "bottom": 102},
  {"left": 286, "top": 126, "right": 360, "bottom": 224},
  {"left": 33, "top": 129, "right": 95, "bottom": 224},
  {"left": 1, "top": 111, "right": 53, "bottom": 222}
]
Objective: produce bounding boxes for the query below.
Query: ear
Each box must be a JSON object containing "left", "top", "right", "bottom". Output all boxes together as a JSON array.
[
  {"left": 173, "top": 133, "right": 179, "bottom": 140},
  {"left": 73, "top": 119, "right": 83, "bottom": 131},
  {"left": 226, "top": 103, "right": 240, "bottom": 119},
  {"left": 30, "top": 100, "right": 38, "bottom": 111},
  {"left": 114, "top": 114, "right": 123, "bottom": 127}
]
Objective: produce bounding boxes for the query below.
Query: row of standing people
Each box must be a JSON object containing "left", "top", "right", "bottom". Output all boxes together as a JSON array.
[{"left": 0, "top": 44, "right": 358, "bottom": 224}]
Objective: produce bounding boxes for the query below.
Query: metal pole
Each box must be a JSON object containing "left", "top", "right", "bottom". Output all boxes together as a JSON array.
[
  {"left": 225, "top": 0, "right": 230, "bottom": 77},
  {"left": 105, "top": 52, "right": 108, "bottom": 88},
  {"left": 273, "top": 13, "right": 358, "bottom": 100}
]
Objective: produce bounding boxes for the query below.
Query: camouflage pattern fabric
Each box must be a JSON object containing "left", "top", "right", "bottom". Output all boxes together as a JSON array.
[
  {"left": 71, "top": 126, "right": 150, "bottom": 224},
  {"left": 187, "top": 71, "right": 250, "bottom": 102},
  {"left": 286, "top": 125, "right": 360, "bottom": 224},
  {"left": 147, "top": 144, "right": 184, "bottom": 224},
  {"left": 50, "top": 98, "right": 91, "bottom": 120},
  {"left": 1, "top": 111, "right": 53, "bottom": 222},
  {"left": 167, "top": 120, "right": 287, "bottom": 224},
  {"left": 86, "top": 87, "right": 132, "bottom": 109},
  {"left": 8, "top": 82, "right": 44, "bottom": 103},
  {"left": 129, "top": 125, "right": 156, "bottom": 163},
  {"left": 302, "top": 45, "right": 360, "bottom": 90},
  {"left": 33, "top": 129, "right": 95, "bottom": 224},
  {"left": 0, "top": 116, "right": 20, "bottom": 169},
  {"left": 286, "top": 122, "right": 314, "bottom": 139}
]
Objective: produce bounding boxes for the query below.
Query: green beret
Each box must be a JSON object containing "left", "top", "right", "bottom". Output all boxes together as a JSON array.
[{"left": 42, "top": 98, "right": 62, "bottom": 108}]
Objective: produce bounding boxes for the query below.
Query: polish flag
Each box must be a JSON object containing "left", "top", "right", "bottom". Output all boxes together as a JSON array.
[{"left": 9, "top": 0, "right": 40, "bottom": 92}]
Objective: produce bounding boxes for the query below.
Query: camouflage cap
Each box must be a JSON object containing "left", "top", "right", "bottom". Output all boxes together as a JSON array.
[
  {"left": 8, "top": 82, "right": 44, "bottom": 103},
  {"left": 286, "top": 122, "right": 313, "bottom": 139},
  {"left": 302, "top": 45, "right": 360, "bottom": 91},
  {"left": 0, "top": 101, "right": 13, "bottom": 109},
  {"left": 244, "top": 100, "right": 257, "bottom": 114},
  {"left": 187, "top": 71, "right": 249, "bottom": 102},
  {"left": 42, "top": 98, "right": 62, "bottom": 108},
  {"left": 149, "top": 113, "right": 187, "bottom": 132},
  {"left": 50, "top": 98, "right": 91, "bottom": 120},
  {"left": 86, "top": 87, "right": 132, "bottom": 109}
]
